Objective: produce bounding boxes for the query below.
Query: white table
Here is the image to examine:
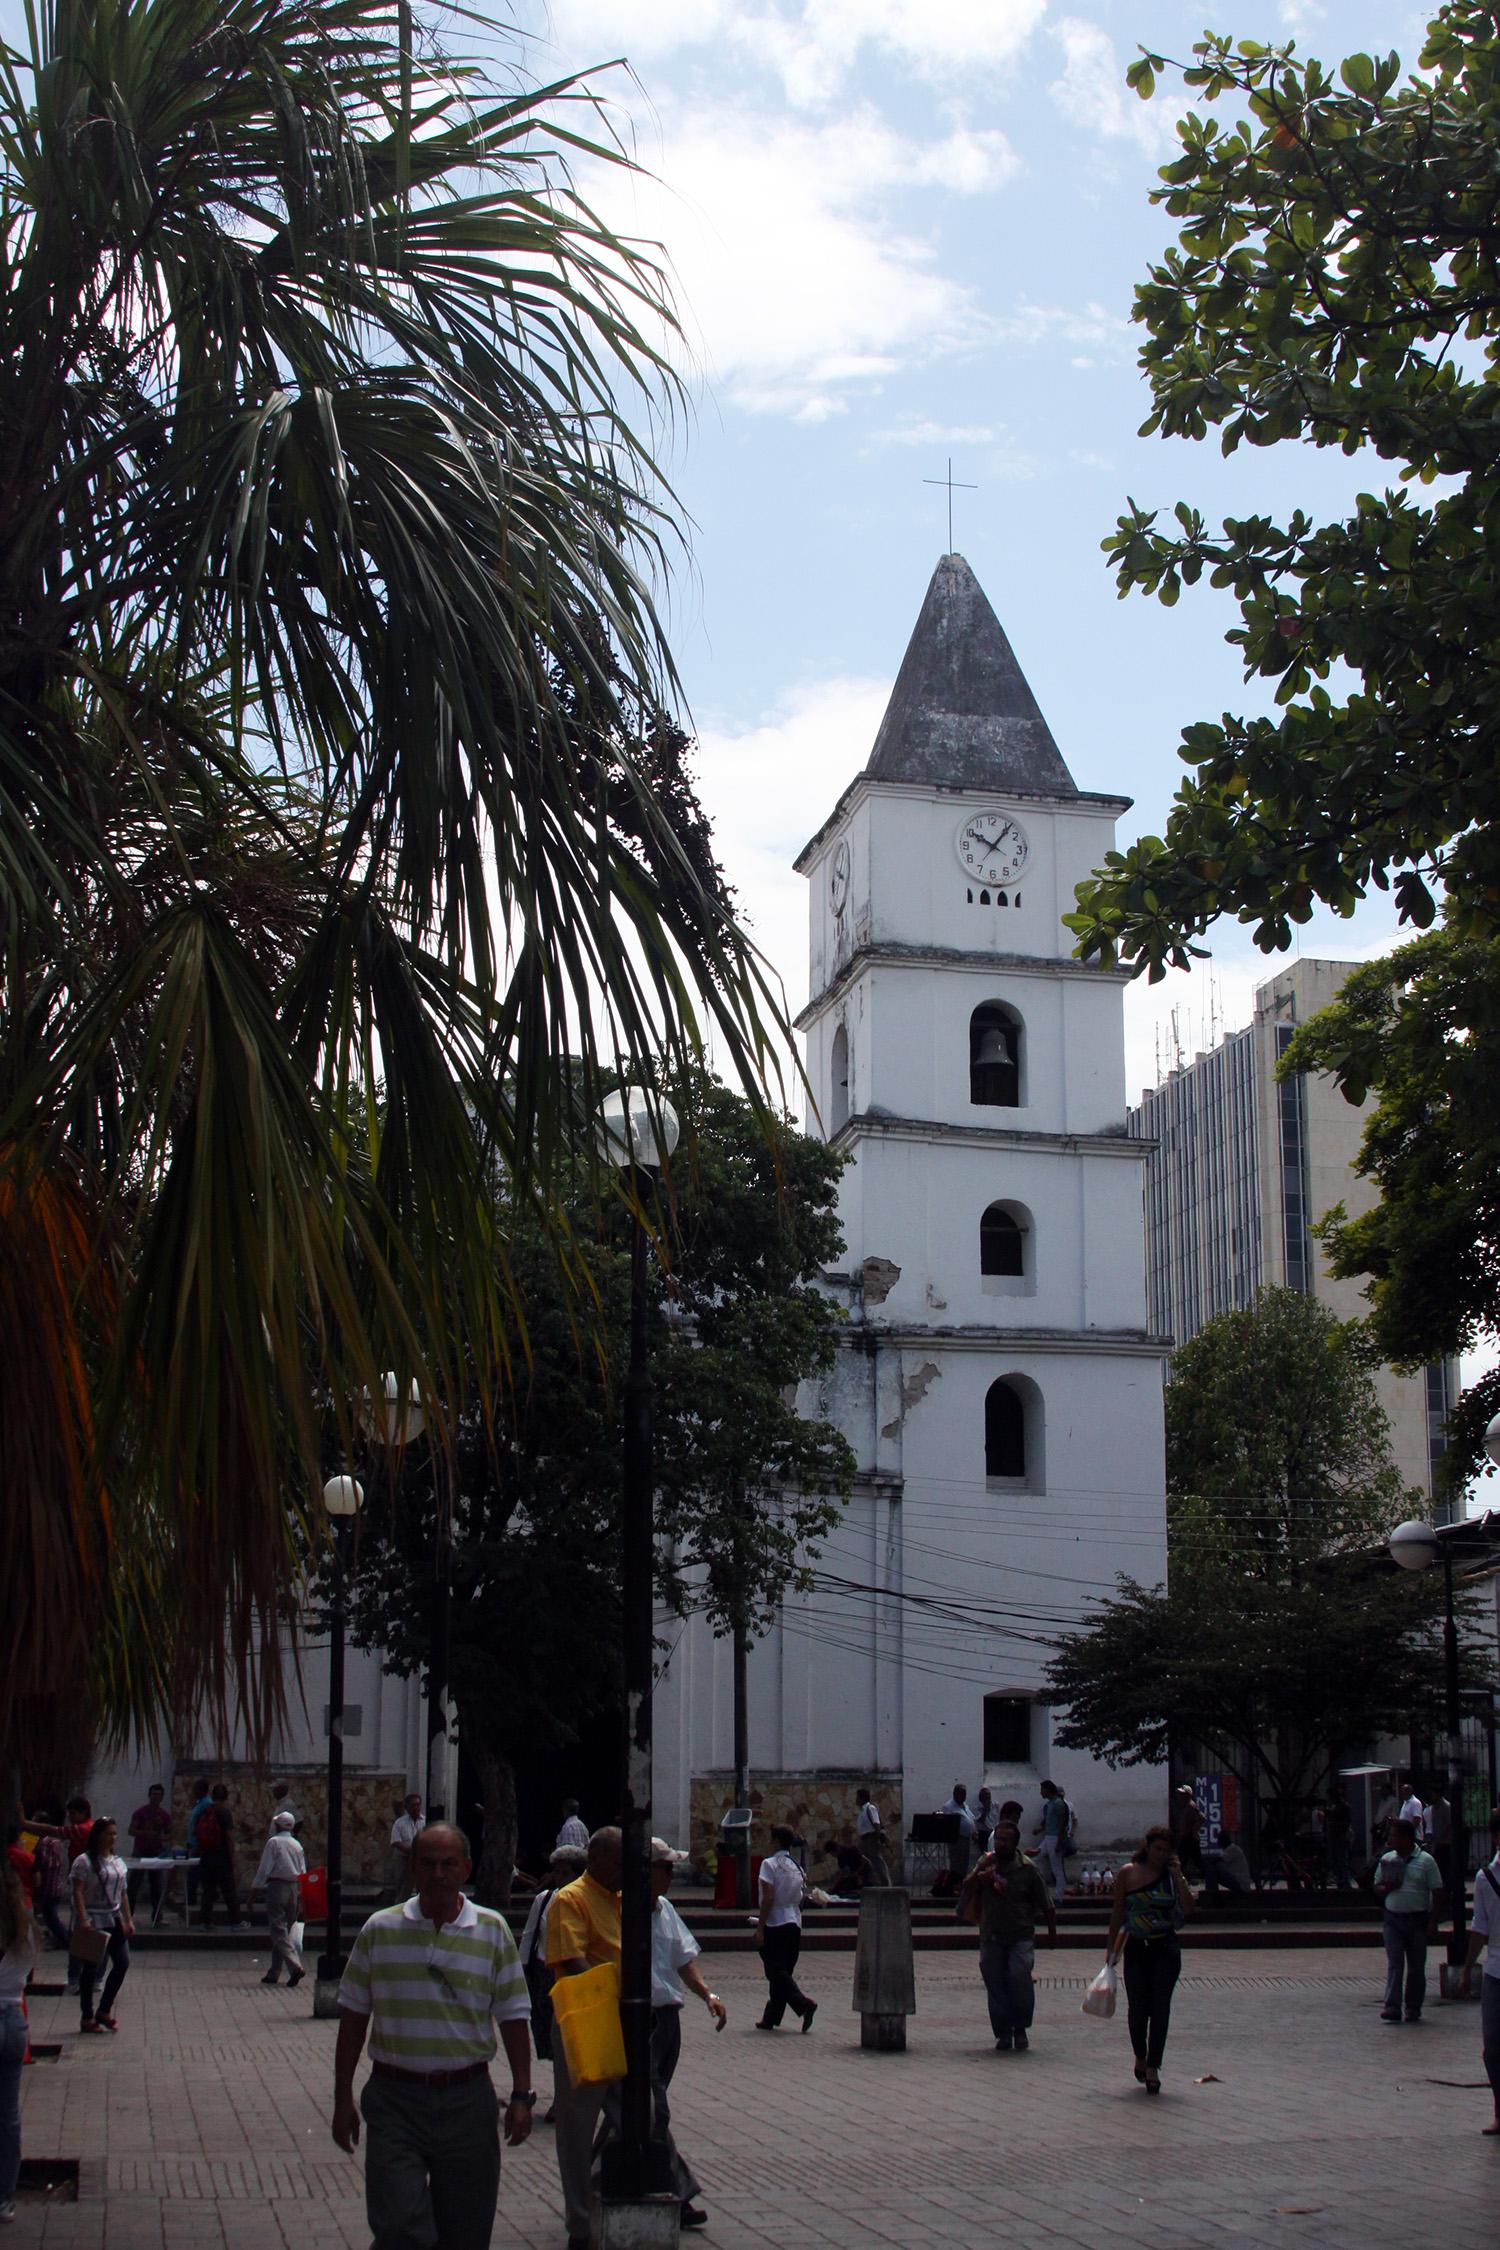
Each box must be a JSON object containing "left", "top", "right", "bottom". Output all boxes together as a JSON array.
[{"left": 123, "top": 1856, "right": 198, "bottom": 1926}]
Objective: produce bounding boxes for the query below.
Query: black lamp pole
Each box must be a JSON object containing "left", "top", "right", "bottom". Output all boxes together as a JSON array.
[
  {"left": 615, "top": 1188, "right": 656, "bottom": 2196},
  {"left": 597, "top": 1085, "right": 679, "bottom": 2211},
  {"left": 318, "top": 1498, "right": 356, "bottom": 1983},
  {"left": 1440, "top": 1544, "right": 1469, "bottom": 1964}
]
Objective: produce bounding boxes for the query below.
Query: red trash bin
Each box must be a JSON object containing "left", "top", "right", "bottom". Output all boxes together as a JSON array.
[{"left": 300, "top": 1866, "right": 328, "bottom": 1923}]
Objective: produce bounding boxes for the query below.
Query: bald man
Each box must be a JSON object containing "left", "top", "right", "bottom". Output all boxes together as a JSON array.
[{"left": 333, "top": 1824, "right": 534, "bottom": 2250}]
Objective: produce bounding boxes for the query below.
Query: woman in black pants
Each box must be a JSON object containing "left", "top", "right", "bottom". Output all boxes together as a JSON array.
[
  {"left": 70, "top": 1818, "right": 134, "bottom": 2034},
  {"left": 1106, "top": 1825, "right": 1193, "bottom": 2093},
  {"left": 755, "top": 1826, "right": 817, "bottom": 2031}
]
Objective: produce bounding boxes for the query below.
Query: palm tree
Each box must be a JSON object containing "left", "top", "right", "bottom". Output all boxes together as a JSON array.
[{"left": 0, "top": 0, "right": 781, "bottom": 1785}]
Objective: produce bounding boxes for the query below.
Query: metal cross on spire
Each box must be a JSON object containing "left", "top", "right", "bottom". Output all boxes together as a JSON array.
[{"left": 922, "top": 456, "right": 977, "bottom": 551}]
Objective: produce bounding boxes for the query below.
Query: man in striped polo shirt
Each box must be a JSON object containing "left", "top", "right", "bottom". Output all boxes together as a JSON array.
[{"left": 332, "top": 1823, "right": 534, "bottom": 2250}]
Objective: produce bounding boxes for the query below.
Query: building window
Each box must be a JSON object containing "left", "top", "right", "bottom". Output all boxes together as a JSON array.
[
  {"left": 970, "top": 1002, "right": 1021, "bottom": 1107},
  {"left": 830, "top": 1023, "right": 849, "bottom": 1135},
  {"left": 983, "top": 1693, "right": 1033, "bottom": 1766},
  {"left": 985, "top": 1379, "right": 1026, "bottom": 1479},
  {"left": 980, "top": 1204, "right": 1026, "bottom": 1277}
]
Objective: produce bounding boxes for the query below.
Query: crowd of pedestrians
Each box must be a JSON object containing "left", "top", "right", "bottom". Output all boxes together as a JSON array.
[{"left": 12, "top": 1770, "right": 1500, "bottom": 2248}]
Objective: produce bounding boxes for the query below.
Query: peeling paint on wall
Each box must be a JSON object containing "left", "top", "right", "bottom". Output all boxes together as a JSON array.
[
  {"left": 881, "top": 1359, "right": 941, "bottom": 1437},
  {"left": 861, "top": 1255, "right": 902, "bottom": 1304}
]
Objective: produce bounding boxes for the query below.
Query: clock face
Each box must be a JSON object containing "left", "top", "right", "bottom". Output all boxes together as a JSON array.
[
  {"left": 829, "top": 836, "right": 851, "bottom": 916},
  {"left": 955, "top": 811, "right": 1029, "bottom": 886}
]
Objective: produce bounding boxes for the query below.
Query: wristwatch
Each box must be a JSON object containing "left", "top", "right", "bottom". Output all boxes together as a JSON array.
[{"left": 508, "top": 2090, "right": 537, "bottom": 2108}]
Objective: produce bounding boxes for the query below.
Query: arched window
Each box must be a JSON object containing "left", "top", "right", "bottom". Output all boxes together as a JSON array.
[
  {"left": 980, "top": 1204, "right": 1025, "bottom": 1277},
  {"left": 970, "top": 1001, "right": 1021, "bottom": 1107},
  {"left": 985, "top": 1379, "right": 1026, "bottom": 1479},
  {"left": 830, "top": 1023, "right": 850, "bottom": 1135}
]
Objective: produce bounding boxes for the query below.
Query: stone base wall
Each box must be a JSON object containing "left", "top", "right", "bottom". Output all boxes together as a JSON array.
[
  {"left": 687, "top": 1771, "right": 902, "bottom": 1880},
  {"left": 169, "top": 1763, "right": 408, "bottom": 1886}
]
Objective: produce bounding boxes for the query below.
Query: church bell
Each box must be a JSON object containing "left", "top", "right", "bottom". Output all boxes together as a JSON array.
[{"left": 974, "top": 1026, "right": 1014, "bottom": 1068}]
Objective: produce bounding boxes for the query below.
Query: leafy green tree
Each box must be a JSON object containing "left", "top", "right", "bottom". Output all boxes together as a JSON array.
[
  {"left": 0, "top": 0, "right": 782, "bottom": 1785},
  {"left": 1281, "top": 932, "right": 1500, "bottom": 1487},
  {"left": 1045, "top": 1291, "right": 1451, "bottom": 1813},
  {"left": 339, "top": 1070, "right": 855, "bottom": 1900},
  {"left": 1066, "top": 8, "right": 1500, "bottom": 977}
]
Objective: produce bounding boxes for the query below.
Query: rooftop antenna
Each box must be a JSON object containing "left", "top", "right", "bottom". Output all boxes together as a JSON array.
[{"left": 923, "top": 457, "right": 977, "bottom": 552}]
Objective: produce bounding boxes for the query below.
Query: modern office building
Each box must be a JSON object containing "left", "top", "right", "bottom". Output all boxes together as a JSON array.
[{"left": 1127, "top": 957, "right": 1458, "bottom": 1503}]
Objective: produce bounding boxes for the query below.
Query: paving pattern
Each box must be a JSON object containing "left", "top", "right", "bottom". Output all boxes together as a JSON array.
[{"left": 16, "top": 1940, "right": 1500, "bottom": 2248}]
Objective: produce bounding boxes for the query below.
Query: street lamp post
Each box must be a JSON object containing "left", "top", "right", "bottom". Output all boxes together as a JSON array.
[
  {"left": 315, "top": 1473, "right": 363, "bottom": 2013},
  {"left": 364, "top": 1378, "right": 442, "bottom": 1813},
  {"left": 599, "top": 1084, "right": 679, "bottom": 2216},
  {"left": 1390, "top": 1517, "right": 1468, "bottom": 1966}
]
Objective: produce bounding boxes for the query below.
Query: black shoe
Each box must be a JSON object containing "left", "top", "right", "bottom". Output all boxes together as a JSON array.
[
  {"left": 801, "top": 2000, "right": 818, "bottom": 2034},
  {"left": 754, "top": 2019, "right": 777, "bottom": 2031},
  {"left": 260, "top": 1973, "right": 279, "bottom": 1986},
  {"left": 286, "top": 1969, "right": 305, "bottom": 1988},
  {"left": 1380, "top": 2010, "right": 1401, "bottom": 2022},
  {"left": 1405, "top": 2012, "right": 1423, "bottom": 2022},
  {"left": 681, "top": 2209, "right": 708, "bottom": 2231},
  {"left": 995, "top": 2032, "right": 1013, "bottom": 2050},
  {"left": 1012, "top": 2029, "right": 1029, "bottom": 2051}
]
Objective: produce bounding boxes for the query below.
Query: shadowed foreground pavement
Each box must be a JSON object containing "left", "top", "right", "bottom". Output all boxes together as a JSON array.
[{"left": 16, "top": 1942, "right": 1500, "bottom": 2248}]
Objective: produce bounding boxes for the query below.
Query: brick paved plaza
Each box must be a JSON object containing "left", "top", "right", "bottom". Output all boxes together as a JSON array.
[{"left": 15, "top": 1943, "right": 1500, "bottom": 2248}]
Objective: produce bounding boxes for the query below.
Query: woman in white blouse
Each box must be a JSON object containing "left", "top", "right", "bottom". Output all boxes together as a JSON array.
[{"left": 70, "top": 1817, "right": 135, "bottom": 2034}]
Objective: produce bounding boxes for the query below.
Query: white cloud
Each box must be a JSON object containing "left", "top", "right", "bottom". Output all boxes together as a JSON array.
[
  {"left": 1048, "top": 18, "right": 1190, "bottom": 155},
  {"left": 546, "top": 0, "right": 1047, "bottom": 107},
  {"left": 691, "top": 676, "right": 892, "bottom": 1026},
  {"left": 589, "top": 105, "right": 1014, "bottom": 418},
  {"left": 995, "top": 298, "right": 1131, "bottom": 352},
  {"left": 874, "top": 420, "right": 997, "bottom": 448}
]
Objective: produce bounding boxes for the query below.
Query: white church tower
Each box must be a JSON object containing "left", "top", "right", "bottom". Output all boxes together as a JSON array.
[{"left": 655, "top": 554, "right": 1168, "bottom": 1862}]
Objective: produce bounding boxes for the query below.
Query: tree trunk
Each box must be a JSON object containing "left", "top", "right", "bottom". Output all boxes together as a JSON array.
[{"left": 469, "top": 1737, "right": 518, "bottom": 1908}]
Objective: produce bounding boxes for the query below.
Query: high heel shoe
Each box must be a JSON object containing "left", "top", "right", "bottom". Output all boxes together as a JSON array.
[
  {"left": 1133, "top": 2059, "right": 1147, "bottom": 2083},
  {"left": 1144, "top": 2066, "right": 1161, "bottom": 2095}
]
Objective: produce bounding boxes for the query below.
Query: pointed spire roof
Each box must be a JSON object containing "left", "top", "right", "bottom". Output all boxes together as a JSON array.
[{"left": 864, "top": 553, "right": 1077, "bottom": 797}]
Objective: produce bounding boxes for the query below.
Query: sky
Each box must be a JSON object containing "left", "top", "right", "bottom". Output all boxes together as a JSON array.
[{"left": 503, "top": 0, "right": 1438, "bottom": 1100}]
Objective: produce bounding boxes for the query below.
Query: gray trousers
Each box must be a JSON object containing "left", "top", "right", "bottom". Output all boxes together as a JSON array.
[
  {"left": 359, "top": 2070, "right": 500, "bottom": 2250},
  {"left": 551, "top": 2030, "right": 609, "bottom": 2241},
  {"left": 265, "top": 1879, "right": 302, "bottom": 1979}
]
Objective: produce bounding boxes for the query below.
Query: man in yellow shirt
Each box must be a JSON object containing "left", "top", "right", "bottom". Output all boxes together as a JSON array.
[{"left": 546, "top": 1826, "right": 622, "bottom": 2250}]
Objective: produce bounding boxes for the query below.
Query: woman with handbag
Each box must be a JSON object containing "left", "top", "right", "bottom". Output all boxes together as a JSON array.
[
  {"left": 0, "top": 1850, "right": 39, "bottom": 2221},
  {"left": 70, "top": 1817, "right": 134, "bottom": 2034},
  {"left": 1106, "top": 1824, "right": 1193, "bottom": 2095}
]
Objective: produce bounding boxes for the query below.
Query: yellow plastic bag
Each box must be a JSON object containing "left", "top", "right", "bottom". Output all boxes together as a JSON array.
[{"left": 552, "top": 1960, "right": 626, "bottom": 2086}]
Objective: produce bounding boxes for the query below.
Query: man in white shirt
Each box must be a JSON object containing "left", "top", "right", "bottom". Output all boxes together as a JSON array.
[
  {"left": 755, "top": 1826, "right": 816, "bottom": 2032},
  {"left": 1399, "top": 1782, "right": 1425, "bottom": 1828},
  {"left": 643, "top": 1839, "right": 726, "bottom": 2232},
  {"left": 251, "top": 1810, "right": 307, "bottom": 1986},
  {"left": 855, "top": 1790, "right": 888, "bottom": 1871},
  {"left": 555, "top": 1801, "right": 590, "bottom": 1853},
  {"left": 390, "top": 1793, "right": 424, "bottom": 1897},
  {"left": 943, "top": 1786, "right": 977, "bottom": 1883},
  {"left": 1460, "top": 1814, "right": 1500, "bottom": 2133}
]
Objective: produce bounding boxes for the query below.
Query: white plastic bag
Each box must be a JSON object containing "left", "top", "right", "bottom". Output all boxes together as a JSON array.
[
  {"left": 1081, "top": 1960, "right": 1118, "bottom": 2019},
  {"left": 291, "top": 1920, "right": 306, "bottom": 1956}
]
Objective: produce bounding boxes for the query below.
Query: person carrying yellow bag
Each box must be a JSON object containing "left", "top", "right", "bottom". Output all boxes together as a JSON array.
[
  {"left": 551, "top": 1959, "right": 626, "bottom": 2085},
  {"left": 546, "top": 1827, "right": 624, "bottom": 2250}
]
